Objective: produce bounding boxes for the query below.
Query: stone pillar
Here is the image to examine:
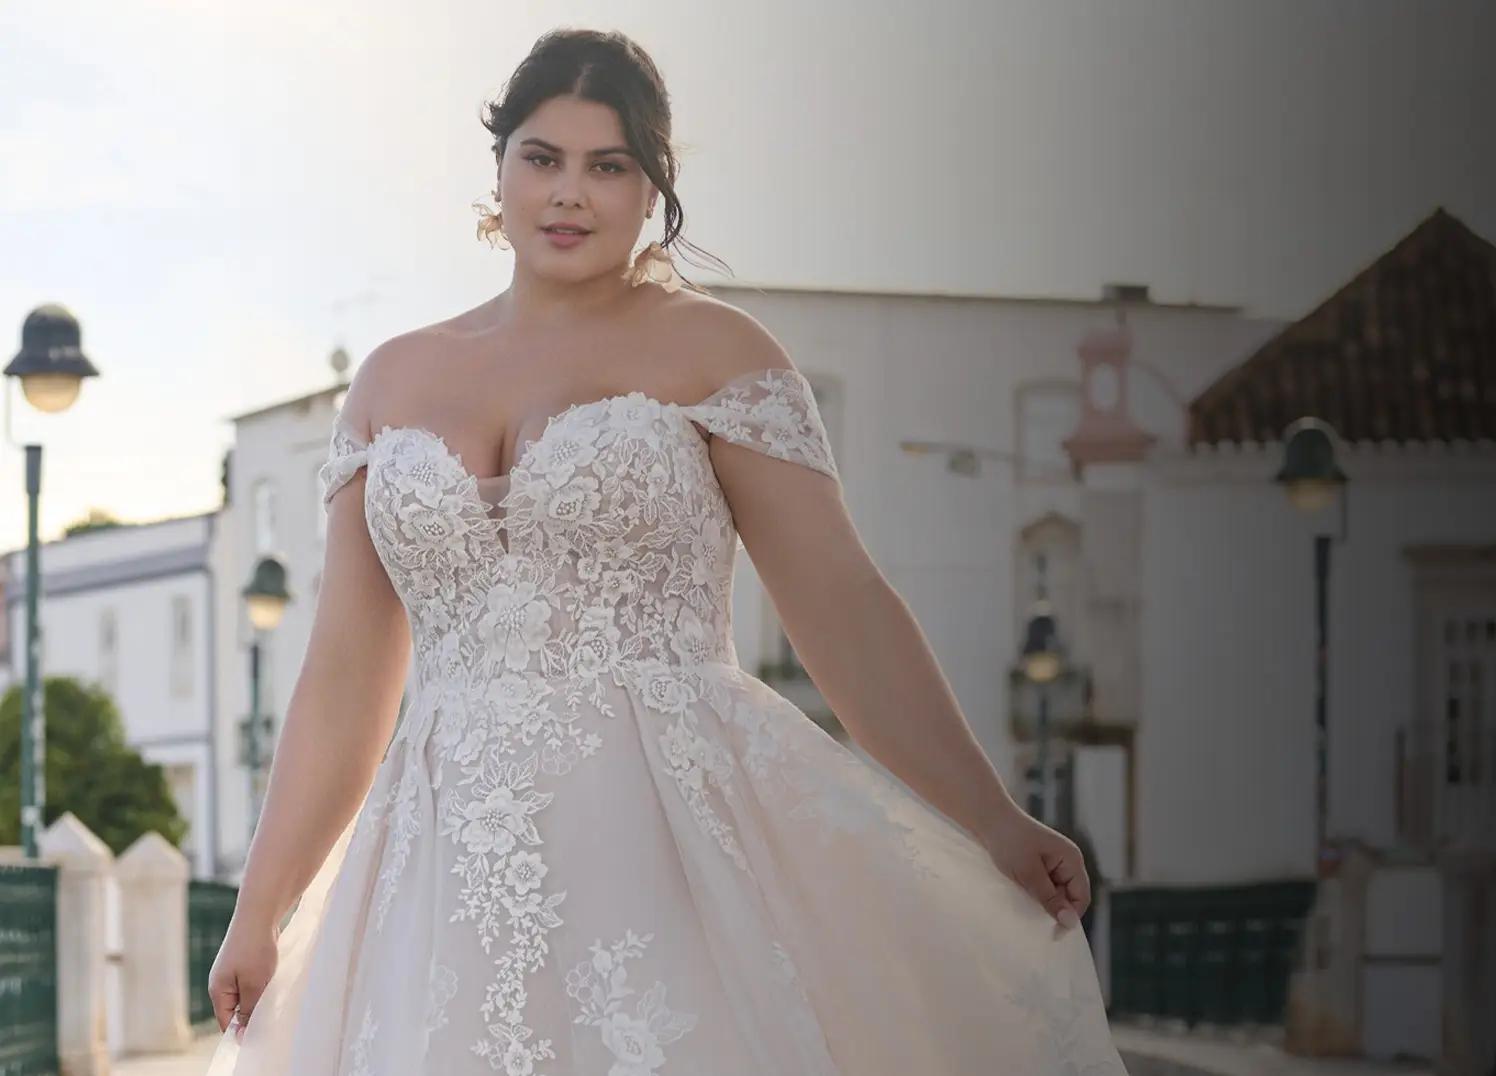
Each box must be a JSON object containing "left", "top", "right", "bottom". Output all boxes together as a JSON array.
[
  {"left": 116, "top": 833, "right": 193, "bottom": 1055},
  {"left": 38, "top": 812, "right": 113, "bottom": 1076},
  {"left": 1285, "top": 840, "right": 1374, "bottom": 1056},
  {"left": 1438, "top": 847, "right": 1496, "bottom": 1076}
]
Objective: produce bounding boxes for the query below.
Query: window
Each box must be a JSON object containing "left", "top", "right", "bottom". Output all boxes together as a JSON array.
[
  {"left": 1404, "top": 545, "right": 1496, "bottom": 851},
  {"left": 1015, "top": 382, "right": 1080, "bottom": 483},
  {"left": 99, "top": 608, "right": 118, "bottom": 696},
  {"left": 170, "top": 595, "right": 193, "bottom": 697},
  {"left": 164, "top": 763, "right": 197, "bottom": 860},
  {"left": 1440, "top": 613, "right": 1493, "bottom": 787},
  {"left": 252, "top": 478, "right": 277, "bottom": 554}
]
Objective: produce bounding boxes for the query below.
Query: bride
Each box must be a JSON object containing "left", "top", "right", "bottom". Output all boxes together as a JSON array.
[{"left": 206, "top": 26, "right": 1127, "bottom": 1075}]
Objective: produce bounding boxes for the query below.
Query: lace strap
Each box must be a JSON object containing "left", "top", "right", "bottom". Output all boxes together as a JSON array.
[
  {"left": 318, "top": 417, "right": 370, "bottom": 506},
  {"left": 681, "top": 367, "right": 839, "bottom": 480}
]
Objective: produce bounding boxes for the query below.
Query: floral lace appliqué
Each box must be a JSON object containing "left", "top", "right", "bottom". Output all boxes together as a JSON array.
[{"left": 565, "top": 930, "right": 698, "bottom": 1075}]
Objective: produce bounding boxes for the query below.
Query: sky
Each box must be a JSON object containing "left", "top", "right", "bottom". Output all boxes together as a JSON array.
[{"left": 1, "top": 0, "right": 1492, "bottom": 549}]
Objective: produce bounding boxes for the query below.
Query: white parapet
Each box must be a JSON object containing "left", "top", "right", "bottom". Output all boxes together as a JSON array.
[
  {"left": 117, "top": 833, "right": 193, "bottom": 1056},
  {"left": 38, "top": 812, "right": 113, "bottom": 1076}
]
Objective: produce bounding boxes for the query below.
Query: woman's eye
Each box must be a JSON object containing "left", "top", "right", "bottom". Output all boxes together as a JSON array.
[{"left": 524, "top": 154, "right": 624, "bottom": 174}]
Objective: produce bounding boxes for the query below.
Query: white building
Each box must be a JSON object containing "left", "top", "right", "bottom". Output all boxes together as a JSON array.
[
  {"left": 3, "top": 512, "right": 227, "bottom": 878},
  {"left": 213, "top": 377, "right": 355, "bottom": 875},
  {"left": 1068, "top": 208, "right": 1495, "bottom": 1066},
  {"left": 1128, "top": 208, "right": 1496, "bottom": 881}
]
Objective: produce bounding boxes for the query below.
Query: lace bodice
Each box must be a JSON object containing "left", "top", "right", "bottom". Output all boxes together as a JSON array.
[{"left": 317, "top": 366, "right": 838, "bottom": 767}]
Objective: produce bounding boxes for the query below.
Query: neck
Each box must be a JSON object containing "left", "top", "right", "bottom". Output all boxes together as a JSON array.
[{"left": 499, "top": 259, "right": 636, "bottom": 329}]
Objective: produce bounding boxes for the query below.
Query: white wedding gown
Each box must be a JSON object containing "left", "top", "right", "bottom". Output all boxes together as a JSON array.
[{"left": 206, "top": 365, "right": 1128, "bottom": 1074}]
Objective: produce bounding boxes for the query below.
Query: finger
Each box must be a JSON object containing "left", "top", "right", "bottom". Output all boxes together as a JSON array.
[
  {"left": 1049, "top": 850, "right": 1092, "bottom": 916},
  {"left": 1022, "top": 861, "right": 1073, "bottom": 925},
  {"left": 1068, "top": 867, "right": 1092, "bottom": 917},
  {"left": 210, "top": 984, "right": 239, "bottom": 1034},
  {"left": 238, "top": 978, "right": 268, "bottom": 1025}
]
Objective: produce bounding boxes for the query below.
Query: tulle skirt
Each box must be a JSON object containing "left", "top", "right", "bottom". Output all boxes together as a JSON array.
[{"left": 206, "top": 660, "right": 1128, "bottom": 1074}]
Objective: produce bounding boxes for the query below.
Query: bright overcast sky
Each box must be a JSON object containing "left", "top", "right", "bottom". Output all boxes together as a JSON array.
[{"left": 1, "top": 0, "right": 1491, "bottom": 547}]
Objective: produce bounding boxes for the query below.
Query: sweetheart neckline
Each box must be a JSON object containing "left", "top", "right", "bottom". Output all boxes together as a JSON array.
[
  {"left": 362, "top": 390, "right": 710, "bottom": 521},
  {"left": 338, "top": 363, "right": 809, "bottom": 488}
]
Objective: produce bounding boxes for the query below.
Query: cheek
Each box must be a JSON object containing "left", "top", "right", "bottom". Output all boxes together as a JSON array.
[{"left": 500, "top": 174, "right": 543, "bottom": 212}]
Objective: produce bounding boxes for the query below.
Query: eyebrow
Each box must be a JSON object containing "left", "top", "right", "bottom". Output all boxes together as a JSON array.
[{"left": 519, "top": 137, "right": 635, "bottom": 158}]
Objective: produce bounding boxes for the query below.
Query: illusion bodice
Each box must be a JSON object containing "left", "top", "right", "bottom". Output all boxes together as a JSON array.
[{"left": 318, "top": 366, "right": 838, "bottom": 755}]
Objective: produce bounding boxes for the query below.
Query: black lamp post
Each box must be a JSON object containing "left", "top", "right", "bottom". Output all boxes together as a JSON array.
[
  {"left": 1274, "top": 416, "right": 1349, "bottom": 877},
  {"left": 241, "top": 554, "right": 291, "bottom": 839},
  {"left": 4, "top": 305, "right": 101, "bottom": 858},
  {"left": 1019, "top": 599, "right": 1067, "bottom": 824}
]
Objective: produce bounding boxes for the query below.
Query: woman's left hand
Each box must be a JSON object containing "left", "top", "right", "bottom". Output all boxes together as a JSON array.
[{"left": 980, "top": 806, "right": 1090, "bottom": 929}]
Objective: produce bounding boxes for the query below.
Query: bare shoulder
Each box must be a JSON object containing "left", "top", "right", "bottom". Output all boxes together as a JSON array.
[
  {"left": 660, "top": 290, "right": 798, "bottom": 396},
  {"left": 336, "top": 326, "right": 459, "bottom": 438}
]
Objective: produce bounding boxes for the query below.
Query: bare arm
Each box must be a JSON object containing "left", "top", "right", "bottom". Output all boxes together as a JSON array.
[
  {"left": 231, "top": 364, "right": 410, "bottom": 932},
  {"left": 715, "top": 426, "right": 1018, "bottom": 844},
  {"left": 209, "top": 350, "right": 412, "bottom": 1035},
  {"left": 700, "top": 316, "right": 1089, "bottom": 928},
  {"left": 231, "top": 478, "right": 409, "bottom": 930}
]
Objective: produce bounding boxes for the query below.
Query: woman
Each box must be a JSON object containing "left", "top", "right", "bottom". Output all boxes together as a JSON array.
[{"left": 207, "top": 27, "right": 1128, "bottom": 1074}]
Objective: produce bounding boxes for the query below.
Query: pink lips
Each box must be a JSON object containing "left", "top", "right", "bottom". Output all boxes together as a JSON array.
[{"left": 543, "top": 227, "right": 590, "bottom": 249}]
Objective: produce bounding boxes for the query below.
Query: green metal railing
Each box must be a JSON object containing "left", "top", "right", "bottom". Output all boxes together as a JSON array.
[
  {"left": 187, "top": 881, "right": 239, "bottom": 1027},
  {"left": 0, "top": 863, "right": 58, "bottom": 1076},
  {"left": 1109, "top": 879, "right": 1316, "bottom": 1026}
]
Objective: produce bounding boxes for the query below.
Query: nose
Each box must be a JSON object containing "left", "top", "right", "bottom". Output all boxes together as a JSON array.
[{"left": 550, "top": 171, "right": 585, "bottom": 208}]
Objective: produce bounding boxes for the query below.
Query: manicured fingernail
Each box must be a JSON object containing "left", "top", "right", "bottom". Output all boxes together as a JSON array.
[{"left": 1058, "top": 907, "right": 1079, "bottom": 928}]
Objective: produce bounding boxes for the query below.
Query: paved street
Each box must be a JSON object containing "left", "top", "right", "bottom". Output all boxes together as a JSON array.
[
  {"left": 1114, "top": 1022, "right": 1435, "bottom": 1076},
  {"left": 110, "top": 1023, "right": 1436, "bottom": 1076},
  {"left": 114, "top": 1030, "right": 222, "bottom": 1075}
]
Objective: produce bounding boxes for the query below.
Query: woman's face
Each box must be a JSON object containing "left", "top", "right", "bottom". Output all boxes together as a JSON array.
[{"left": 498, "top": 94, "right": 656, "bottom": 283}]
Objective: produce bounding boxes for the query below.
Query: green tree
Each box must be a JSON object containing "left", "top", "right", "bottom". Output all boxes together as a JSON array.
[
  {"left": 0, "top": 676, "right": 188, "bottom": 854},
  {"left": 63, "top": 507, "right": 124, "bottom": 538}
]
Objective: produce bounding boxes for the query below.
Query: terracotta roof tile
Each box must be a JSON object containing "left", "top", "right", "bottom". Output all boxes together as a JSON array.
[{"left": 1188, "top": 208, "right": 1496, "bottom": 446}]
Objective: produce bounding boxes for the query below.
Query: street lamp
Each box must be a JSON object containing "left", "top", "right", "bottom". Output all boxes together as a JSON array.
[
  {"left": 4, "top": 304, "right": 101, "bottom": 858},
  {"left": 1274, "top": 416, "right": 1349, "bottom": 877},
  {"left": 1019, "top": 599, "right": 1067, "bottom": 823},
  {"left": 240, "top": 554, "right": 291, "bottom": 838}
]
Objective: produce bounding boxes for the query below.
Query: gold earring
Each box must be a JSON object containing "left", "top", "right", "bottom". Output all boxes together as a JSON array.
[
  {"left": 622, "top": 240, "right": 683, "bottom": 293},
  {"left": 472, "top": 188, "right": 510, "bottom": 250}
]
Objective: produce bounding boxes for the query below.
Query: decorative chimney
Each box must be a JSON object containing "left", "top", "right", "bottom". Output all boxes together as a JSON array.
[{"left": 1062, "top": 311, "right": 1156, "bottom": 475}]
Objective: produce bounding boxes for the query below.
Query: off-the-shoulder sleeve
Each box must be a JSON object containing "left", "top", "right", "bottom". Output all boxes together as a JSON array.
[
  {"left": 318, "top": 418, "right": 369, "bottom": 507},
  {"left": 681, "top": 367, "right": 839, "bottom": 480}
]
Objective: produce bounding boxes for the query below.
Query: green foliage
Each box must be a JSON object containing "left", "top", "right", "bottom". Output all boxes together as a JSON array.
[
  {"left": 62, "top": 507, "right": 123, "bottom": 538},
  {"left": 0, "top": 676, "right": 189, "bottom": 854}
]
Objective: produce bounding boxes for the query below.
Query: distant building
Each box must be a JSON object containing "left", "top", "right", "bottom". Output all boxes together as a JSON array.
[
  {"left": 215, "top": 381, "right": 355, "bottom": 877},
  {"left": 3, "top": 512, "right": 224, "bottom": 878},
  {"left": 1119, "top": 208, "right": 1496, "bottom": 879},
  {"left": 1076, "top": 207, "right": 1495, "bottom": 1064}
]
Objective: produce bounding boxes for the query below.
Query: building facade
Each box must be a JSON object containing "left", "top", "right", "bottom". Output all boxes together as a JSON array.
[
  {"left": 1077, "top": 208, "right": 1496, "bottom": 1066},
  {"left": 3, "top": 513, "right": 223, "bottom": 877}
]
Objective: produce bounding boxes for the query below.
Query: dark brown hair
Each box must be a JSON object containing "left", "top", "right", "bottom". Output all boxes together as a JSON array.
[{"left": 481, "top": 28, "right": 730, "bottom": 291}]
